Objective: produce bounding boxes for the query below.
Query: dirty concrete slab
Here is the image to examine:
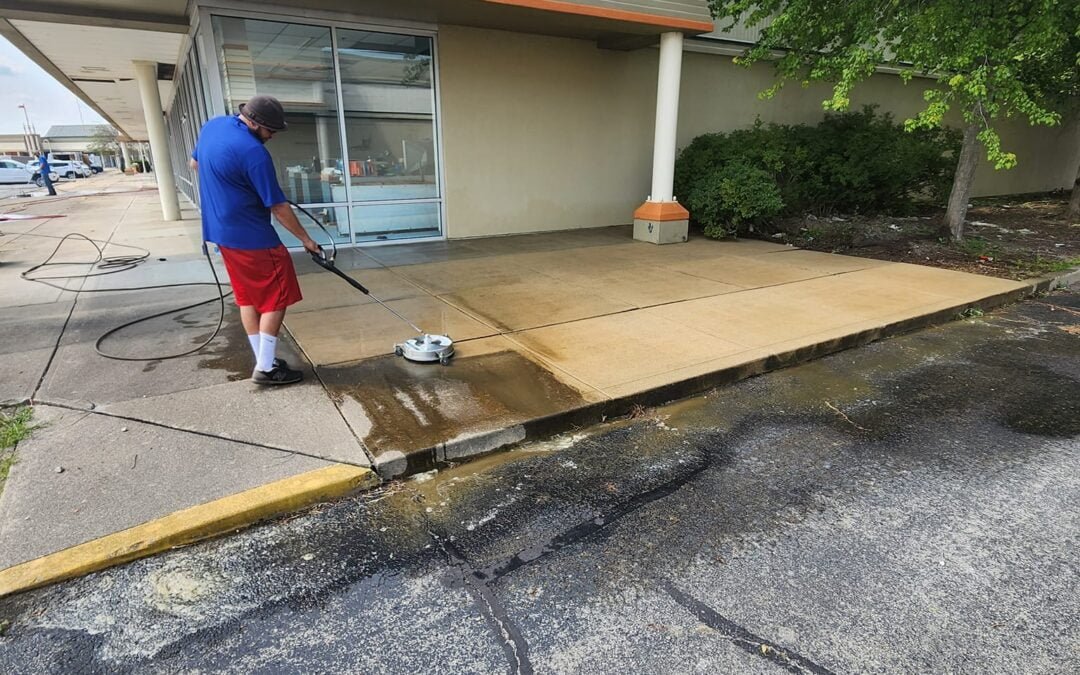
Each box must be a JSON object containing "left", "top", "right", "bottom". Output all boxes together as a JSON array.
[
  {"left": 100, "top": 378, "right": 370, "bottom": 466},
  {"left": 508, "top": 310, "right": 746, "bottom": 391},
  {"left": 0, "top": 405, "right": 332, "bottom": 569},
  {"left": 439, "top": 276, "right": 637, "bottom": 332},
  {"left": 36, "top": 288, "right": 303, "bottom": 406},
  {"left": 0, "top": 300, "right": 73, "bottom": 355},
  {"left": 284, "top": 295, "right": 497, "bottom": 365},
  {"left": 318, "top": 344, "right": 592, "bottom": 477},
  {"left": 77, "top": 256, "right": 229, "bottom": 293},
  {"left": 291, "top": 267, "right": 426, "bottom": 314},
  {"left": 0, "top": 347, "right": 54, "bottom": 406}
]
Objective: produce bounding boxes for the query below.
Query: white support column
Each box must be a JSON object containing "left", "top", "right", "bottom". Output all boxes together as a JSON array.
[
  {"left": 133, "top": 60, "right": 181, "bottom": 221},
  {"left": 120, "top": 142, "right": 131, "bottom": 170},
  {"left": 634, "top": 31, "right": 689, "bottom": 245}
]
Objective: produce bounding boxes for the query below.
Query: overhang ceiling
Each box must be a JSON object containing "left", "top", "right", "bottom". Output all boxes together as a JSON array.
[
  {"left": 2, "top": 18, "right": 182, "bottom": 141},
  {"left": 0, "top": 1, "right": 712, "bottom": 140}
]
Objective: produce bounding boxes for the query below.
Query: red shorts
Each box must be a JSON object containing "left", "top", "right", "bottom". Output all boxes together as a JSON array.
[{"left": 218, "top": 244, "right": 303, "bottom": 313}]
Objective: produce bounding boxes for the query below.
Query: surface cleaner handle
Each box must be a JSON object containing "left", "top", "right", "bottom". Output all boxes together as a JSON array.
[{"left": 310, "top": 253, "right": 370, "bottom": 295}]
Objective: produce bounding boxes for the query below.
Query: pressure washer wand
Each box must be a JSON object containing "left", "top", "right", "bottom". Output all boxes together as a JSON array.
[
  {"left": 308, "top": 251, "right": 425, "bottom": 334},
  {"left": 289, "top": 199, "right": 427, "bottom": 335}
]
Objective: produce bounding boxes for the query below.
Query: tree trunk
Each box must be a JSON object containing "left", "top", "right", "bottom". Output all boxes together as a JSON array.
[
  {"left": 1069, "top": 161, "right": 1080, "bottom": 221},
  {"left": 945, "top": 123, "right": 981, "bottom": 242}
]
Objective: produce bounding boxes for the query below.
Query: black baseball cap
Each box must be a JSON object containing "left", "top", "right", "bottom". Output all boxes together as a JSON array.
[{"left": 239, "top": 95, "right": 288, "bottom": 132}]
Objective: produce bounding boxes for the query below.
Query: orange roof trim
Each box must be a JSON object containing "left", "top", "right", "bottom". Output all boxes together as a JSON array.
[{"left": 484, "top": 0, "right": 715, "bottom": 33}]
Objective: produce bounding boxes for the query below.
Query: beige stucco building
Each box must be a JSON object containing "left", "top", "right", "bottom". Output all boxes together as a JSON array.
[{"left": 2, "top": 1, "right": 1077, "bottom": 242}]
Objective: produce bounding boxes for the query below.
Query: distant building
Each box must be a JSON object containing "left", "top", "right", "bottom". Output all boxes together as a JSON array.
[
  {"left": 42, "top": 125, "right": 121, "bottom": 168},
  {"left": 0, "top": 133, "right": 43, "bottom": 161}
]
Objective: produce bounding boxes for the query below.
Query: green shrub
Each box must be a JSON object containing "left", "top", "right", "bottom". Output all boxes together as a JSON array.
[
  {"left": 685, "top": 163, "right": 784, "bottom": 239},
  {"left": 675, "top": 107, "right": 960, "bottom": 238}
]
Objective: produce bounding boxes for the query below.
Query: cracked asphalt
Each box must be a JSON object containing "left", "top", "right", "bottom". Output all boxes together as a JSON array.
[{"left": 0, "top": 289, "right": 1077, "bottom": 674}]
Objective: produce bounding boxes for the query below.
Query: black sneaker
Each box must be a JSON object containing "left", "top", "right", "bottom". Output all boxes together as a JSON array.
[
  {"left": 252, "top": 364, "right": 303, "bottom": 386},
  {"left": 272, "top": 357, "right": 289, "bottom": 370}
]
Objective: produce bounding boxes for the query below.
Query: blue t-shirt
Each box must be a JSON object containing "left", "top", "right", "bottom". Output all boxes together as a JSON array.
[
  {"left": 39, "top": 155, "right": 50, "bottom": 173},
  {"left": 192, "top": 115, "right": 286, "bottom": 250}
]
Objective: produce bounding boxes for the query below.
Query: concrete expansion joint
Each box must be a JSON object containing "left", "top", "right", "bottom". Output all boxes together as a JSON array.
[{"left": 26, "top": 398, "right": 373, "bottom": 470}]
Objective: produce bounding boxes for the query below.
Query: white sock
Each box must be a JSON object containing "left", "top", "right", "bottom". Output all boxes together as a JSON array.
[
  {"left": 247, "top": 334, "right": 260, "bottom": 360},
  {"left": 256, "top": 333, "right": 278, "bottom": 372}
]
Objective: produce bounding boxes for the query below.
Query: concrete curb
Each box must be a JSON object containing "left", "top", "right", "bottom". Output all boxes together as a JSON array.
[
  {"left": 374, "top": 266, "right": 1080, "bottom": 479},
  {"left": 0, "top": 464, "right": 378, "bottom": 599}
]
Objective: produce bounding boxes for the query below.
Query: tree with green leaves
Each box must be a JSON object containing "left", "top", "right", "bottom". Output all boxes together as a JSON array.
[
  {"left": 86, "top": 125, "right": 120, "bottom": 162},
  {"left": 708, "top": 0, "right": 1080, "bottom": 239}
]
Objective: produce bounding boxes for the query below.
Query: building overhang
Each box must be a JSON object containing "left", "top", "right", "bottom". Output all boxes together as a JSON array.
[{"left": 1, "top": 0, "right": 713, "bottom": 142}]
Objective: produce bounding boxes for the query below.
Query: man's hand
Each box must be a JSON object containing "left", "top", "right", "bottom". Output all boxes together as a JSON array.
[{"left": 270, "top": 202, "right": 321, "bottom": 255}]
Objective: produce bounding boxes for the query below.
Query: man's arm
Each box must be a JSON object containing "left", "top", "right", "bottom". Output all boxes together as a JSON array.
[
  {"left": 189, "top": 158, "right": 198, "bottom": 171},
  {"left": 270, "top": 203, "right": 320, "bottom": 255}
]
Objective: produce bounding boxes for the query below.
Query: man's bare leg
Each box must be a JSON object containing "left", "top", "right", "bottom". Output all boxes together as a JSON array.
[
  {"left": 239, "top": 305, "right": 262, "bottom": 364},
  {"left": 259, "top": 310, "right": 286, "bottom": 337}
]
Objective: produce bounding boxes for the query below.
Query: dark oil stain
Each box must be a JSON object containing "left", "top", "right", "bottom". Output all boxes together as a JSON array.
[
  {"left": 142, "top": 360, "right": 161, "bottom": 373},
  {"left": 319, "top": 349, "right": 588, "bottom": 459}
]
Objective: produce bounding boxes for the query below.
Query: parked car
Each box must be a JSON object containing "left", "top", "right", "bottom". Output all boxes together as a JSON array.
[
  {"left": 0, "top": 158, "right": 29, "bottom": 184},
  {"left": 0, "top": 158, "right": 58, "bottom": 187},
  {"left": 29, "top": 159, "right": 89, "bottom": 179},
  {"left": 25, "top": 160, "right": 68, "bottom": 184}
]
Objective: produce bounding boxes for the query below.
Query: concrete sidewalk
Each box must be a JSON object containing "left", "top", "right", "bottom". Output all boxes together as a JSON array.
[{"left": 0, "top": 176, "right": 1065, "bottom": 592}]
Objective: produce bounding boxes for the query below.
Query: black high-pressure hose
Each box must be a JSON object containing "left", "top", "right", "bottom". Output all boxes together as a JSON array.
[
  {"left": 18, "top": 232, "right": 231, "bottom": 361},
  {"left": 15, "top": 200, "right": 353, "bottom": 362}
]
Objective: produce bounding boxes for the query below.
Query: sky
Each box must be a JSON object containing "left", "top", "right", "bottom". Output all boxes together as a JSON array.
[{"left": 0, "top": 35, "right": 106, "bottom": 136}]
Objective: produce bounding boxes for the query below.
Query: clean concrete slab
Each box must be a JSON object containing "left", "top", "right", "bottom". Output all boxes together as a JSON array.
[
  {"left": 543, "top": 265, "right": 743, "bottom": 308},
  {"left": 358, "top": 240, "right": 489, "bottom": 267},
  {"left": 0, "top": 405, "right": 332, "bottom": 569},
  {"left": 389, "top": 256, "right": 540, "bottom": 294},
  {"left": 285, "top": 295, "right": 498, "bottom": 365},
  {"left": 753, "top": 247, "right": 891, "bottom": 273},
  {"left": 292, "top": 267, "right": 426, "bottom": 314},
  {"left": 861, "top": 261, "right": 1027, "bottom": 296},
  {"left": 645, "top": 285, "right": 870, "bottom": 350},
  {"left": 507, "top": 311, "right": 746, "bottom": 391},
  {"left": 439, "top": 277, "right": 636, "bottom": 332},
  {"left": 660, "top": 254, "right": 831, "bottom": 288},
  {"left": 101, "top": 378, "right": 370, "bottom": 466}
]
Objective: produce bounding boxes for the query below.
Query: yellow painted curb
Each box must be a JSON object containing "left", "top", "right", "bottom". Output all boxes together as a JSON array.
[{"left": 0, "top": 464, "right": 378, "bottom": 598}]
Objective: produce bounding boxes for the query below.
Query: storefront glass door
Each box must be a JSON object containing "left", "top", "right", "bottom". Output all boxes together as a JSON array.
[{"left": 207, "top": 15, "right": 442, "bottom": 246}]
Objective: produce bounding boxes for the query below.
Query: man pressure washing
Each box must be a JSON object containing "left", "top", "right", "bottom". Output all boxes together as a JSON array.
[{"left": 190, "top": 95, "right": 320, "bottom": 386}]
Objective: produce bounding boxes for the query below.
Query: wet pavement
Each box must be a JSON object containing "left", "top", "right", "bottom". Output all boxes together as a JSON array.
[{"left": 0, "top": 290, "right": 1077, "bottom": 673}]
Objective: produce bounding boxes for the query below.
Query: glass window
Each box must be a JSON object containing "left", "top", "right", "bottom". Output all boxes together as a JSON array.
[
  {"left": 211, "top": 16, "right": 345, "bottom": 206},
  {"left": 336, "top": 29, "right": 438, "bottom": 202}
]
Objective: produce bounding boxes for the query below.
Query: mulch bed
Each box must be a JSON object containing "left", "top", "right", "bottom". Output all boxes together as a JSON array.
[{"left": 751, "top": 192, "right": 1080, "bottom": 280}]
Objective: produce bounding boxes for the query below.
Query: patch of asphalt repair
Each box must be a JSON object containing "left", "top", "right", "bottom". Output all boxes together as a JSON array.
[{"left": 0, "top": 289, "right": 1077, "bottom": 673}]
